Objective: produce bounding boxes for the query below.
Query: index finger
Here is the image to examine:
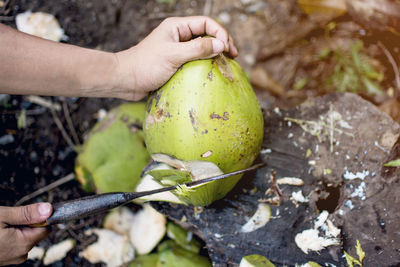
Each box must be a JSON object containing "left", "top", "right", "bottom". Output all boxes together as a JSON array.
[{"left": 174, "top": 16, "right": 234, "bottom": 55}]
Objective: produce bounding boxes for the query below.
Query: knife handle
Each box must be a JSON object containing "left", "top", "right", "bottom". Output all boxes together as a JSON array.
[{"left": 30, "top": 192, "right": 129, "bottom": 227}]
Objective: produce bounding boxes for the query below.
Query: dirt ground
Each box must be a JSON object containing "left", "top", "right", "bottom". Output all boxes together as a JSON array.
[{"left": 1, "top": 0, "right": 400, "bottom": 266}]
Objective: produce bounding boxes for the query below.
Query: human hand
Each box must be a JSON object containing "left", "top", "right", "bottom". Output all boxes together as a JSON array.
[
  {"left": 0, "top": 203, "right": 52, "bottom": 266},
  {"left": 114, "top": 16, "right": 238, "bottom": 100}
]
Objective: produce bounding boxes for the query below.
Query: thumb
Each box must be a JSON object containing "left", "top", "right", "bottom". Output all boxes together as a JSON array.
[
  {"left": 173, "top": 37, "right": 225, "bottom": 65},
  {"left": 0, "top": 203, "right": 52, "bottom": 226}
]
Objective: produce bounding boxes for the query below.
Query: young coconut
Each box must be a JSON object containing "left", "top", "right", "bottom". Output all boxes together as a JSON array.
[
  {"left": 75, "top": 103, "right": 150, "bottom": 193},
  {"left": 144, "top": 54, "right": 264, "bottom": 206}
]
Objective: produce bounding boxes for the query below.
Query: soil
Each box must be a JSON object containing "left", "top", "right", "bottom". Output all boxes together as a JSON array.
[{"left": 1, "top": 0, "right": 400, "bottom": 266}]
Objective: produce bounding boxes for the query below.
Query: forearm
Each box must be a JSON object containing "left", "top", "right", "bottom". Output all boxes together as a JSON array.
[{"left": 0, "top": 24, "right": 126, "bottom": 99}]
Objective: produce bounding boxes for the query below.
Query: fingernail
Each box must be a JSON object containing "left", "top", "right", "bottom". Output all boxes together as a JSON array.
[
  {"left": 212, "top": 39, "right": 224, "bottom": 54},
  {"left": 38, "top": 203, "right": 51, "bottom": 217}
]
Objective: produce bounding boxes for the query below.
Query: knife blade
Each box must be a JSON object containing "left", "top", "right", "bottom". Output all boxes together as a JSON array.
[{"left": 31, "top": 162, "right": 266, "bottom": 227}]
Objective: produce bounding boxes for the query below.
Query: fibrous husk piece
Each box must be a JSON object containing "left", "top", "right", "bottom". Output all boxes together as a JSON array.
[
  {"left": 43, "top": 239, "right": 75, "bottom": 265},
  {"left": 80, "top": 228, "right": 134, "bottom": 267},
  {"left": 129, "top": 203, "right": 166, "bottom": 255},
  {"left": 75, "top": 102, "right": 150, "bottom": 193},
  {"left": 294, "top": 229, "right": 340, "bottom": 254}
]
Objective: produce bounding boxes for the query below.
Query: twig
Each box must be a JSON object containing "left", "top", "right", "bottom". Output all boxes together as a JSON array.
[
  {"left": 15, "top": 173, "right": 75, "bottom": 206},
  {"left": 0, "top": 15, "right": 13, "bottom": 21},
  {"left": 378, "top": 41, "right": 400, "bottom": 91},
  {"left": 26, "top": 96, "right": 61, "bottom": 111},
  {"left": 148, "top": 12, "right": 175, "bottom": 20},
  {"left": 26, "top": 96, "right": 77, "bottom": 149},
  {"left": 50, "top": 108, "right": 77, "bottom": 150},
  {"left": 203, "top": 0, "right": 212, "bottom": 16},
  {"left": 62, "top": 101, "right": 81, "bottom": 145}
]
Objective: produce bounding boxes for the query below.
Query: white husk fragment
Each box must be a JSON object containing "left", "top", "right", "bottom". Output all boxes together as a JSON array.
[
  {"left": 295, "top": 210, "right": 341, "bottom": 254},
  {"left": 343, "top": 170, "right": 369, "bottom": 180},
  {"left": 43, "top": 239, "right": 75, "bottom": 265},
  {"left": 129, "top": 203, "right": 166, "bottom": 254},
  {"left": 27, "top": 246, "right": 45, "bottom": 261},
  {"left": 16, "top": 11, "right": 65, "bottom": 42},
  {"left": 276, "top": 177, "right": 304, "bottom": 186},
  {"left": 326, "top": 219, "right": 341, "bottom": 237},
  {"left": 103, "top": 207, "right": 135, "bottom": 236},
  {"left": 240, "top": 203, "right": 271, "bottom": 233},
  {"left": 295, "top": 229, "right": 340, "bottom": 254},
  {"left": 291, "top": 190, "right": 309, "bottom": 203},
  {"left": 314, "top": 210, "right": 329, "bottom": 230},
  {"left": 80, "top": 228, "right": 134, "bottom": 267},
  {"left": 135, "top": 163, "right": 183, "bottom": 203}
]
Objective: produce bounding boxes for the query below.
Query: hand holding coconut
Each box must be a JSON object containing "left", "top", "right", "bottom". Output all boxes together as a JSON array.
[
  {"left": 0, "top": 16, "right": 237, "bottom": 101},
  {"left": 114, "top": 16, "right": 238, "bottom": 100}
]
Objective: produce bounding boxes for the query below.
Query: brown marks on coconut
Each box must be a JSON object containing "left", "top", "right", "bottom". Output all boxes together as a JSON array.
[
  {"left": 189, "top": 109, "right": 198, "bottom": 132},
  {"left": 215, "top": 54, "right": 234, "bottom": 82},
  {"left": 207, "top": 71, "right": 213, "bottom": 81},
  {"left": 189, "top": 109, "right": 208, "bottom": 133},
  {"left": 145, "top": 108, "right": 170, "bottom": 130},
  {"left": 201, "top": 150, "right": 213, "bottom": 158},
  {"left": 120, "top": 114, "right": 129, "bottom": 123},
  {"left": 210, "top": 112, "right": 230, "bottom": 120},
  {"left": 128, "top": 123, "right": 142, "bottom": 134}
]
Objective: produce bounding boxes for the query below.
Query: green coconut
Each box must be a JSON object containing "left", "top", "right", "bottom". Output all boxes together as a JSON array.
[
  {"left": 75, "top": 102, "right": 150, "bottom": 193},
  {"left": 143, "top": 54, "right": 264, "bottom": 206},
  {"left": 239, "top": 255, "right": 276, "bottom": 267}
]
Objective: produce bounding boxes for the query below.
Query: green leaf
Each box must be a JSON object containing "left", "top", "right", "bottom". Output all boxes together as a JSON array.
[
  {"left": 318, "top": 47, "right": 331, "bottom": 59},
  {"left": 361, "top": 77, "right": 383, "bottom": 96},
  {"left": 166, "top": 222, "right": 201, "bottom": 254},
  {"left": 294, "top": 77, "right": 308, "bottom": 90},
  {"left": 384, "top": 158, "right": 400, "bottom": 167},
  {"left": 355, "top": 240, "right": 365, "bottom": 263},
  {"left": 158, "top": 245, "right": 211, "bottom": 267},
  {"left": 344, "top": 251, "right": 362, "bottom": 267},
  {"left": 17, "top": 109, "right": 26, "bottom": 129},
  {"left": 307, "top": 262, "right": 322, "bottom": 267},
  {"left": 239, "top": 254, "right": 276, "bottom": 267},
  {"left": 128, "top": 254, "right": 159, "bottom": 267}
]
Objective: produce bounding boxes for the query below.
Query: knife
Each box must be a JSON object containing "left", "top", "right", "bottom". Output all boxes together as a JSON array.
[{"left": 31, "top": 162, "right": 266, "bottom": 227}]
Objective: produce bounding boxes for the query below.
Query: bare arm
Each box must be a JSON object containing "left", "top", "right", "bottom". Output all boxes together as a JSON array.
[
  {"left": 0, "top": 16, "right": 237, "bottom": 101},
  {"left": 0, "top": 24, "right": 125, "bottom": 99}
]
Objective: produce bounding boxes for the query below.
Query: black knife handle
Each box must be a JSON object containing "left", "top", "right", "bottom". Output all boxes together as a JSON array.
[{"left": 31, "top": 192, "right": 130, "bottom": 226}]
